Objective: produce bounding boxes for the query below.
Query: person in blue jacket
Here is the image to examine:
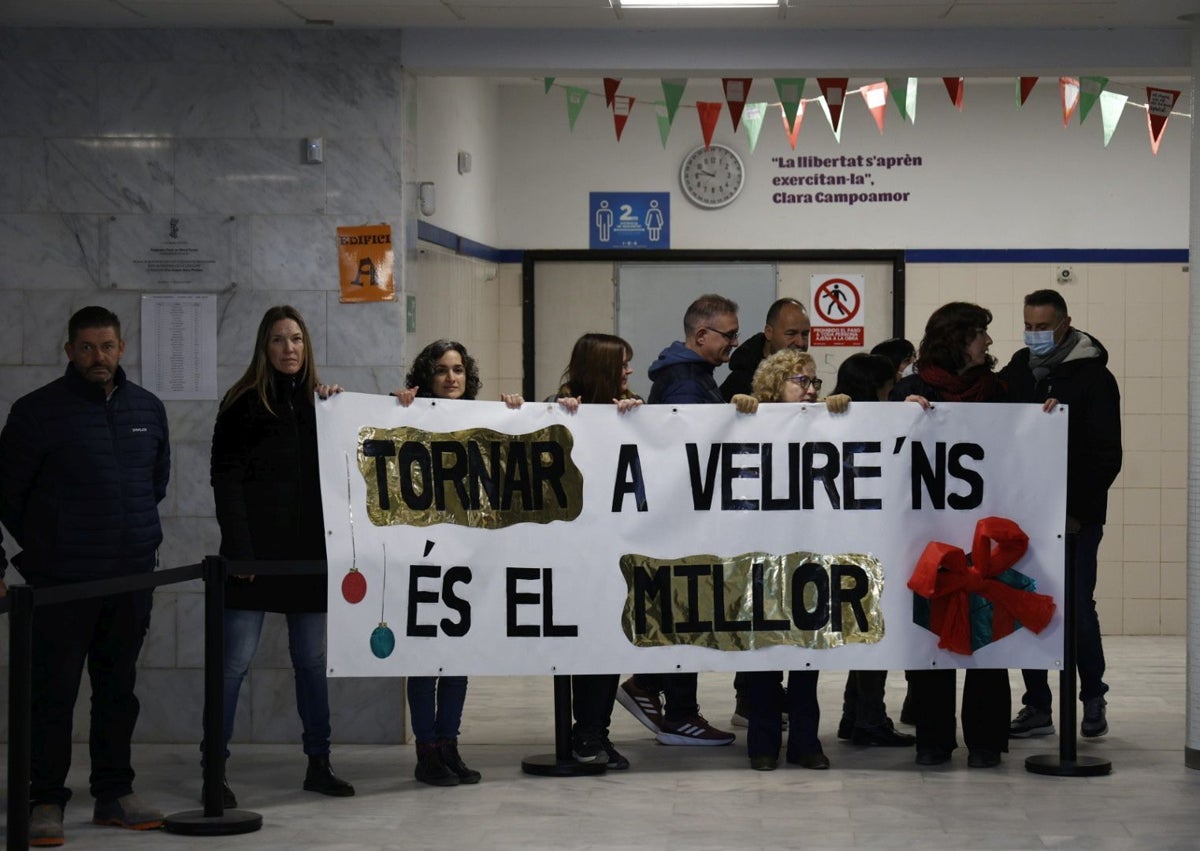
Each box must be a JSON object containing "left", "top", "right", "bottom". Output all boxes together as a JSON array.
[{"left": 0, "top": 306, "right": 170, "bottom": 846}]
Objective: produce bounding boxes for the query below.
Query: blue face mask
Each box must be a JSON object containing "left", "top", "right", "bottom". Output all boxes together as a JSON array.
[{"left": 1024, "top": 323, "right": 1062, "bottom": 356}]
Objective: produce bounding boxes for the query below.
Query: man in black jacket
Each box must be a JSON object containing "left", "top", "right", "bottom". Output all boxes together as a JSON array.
[
  {"left": 1000, "top": 289, "right": 1122, "bottom": 740},
  {"left": 0, "top": 306, "right": 170, "bottom": 846},
  {"left": 719, "top": 297, "right": 810, "bottom": 401}
]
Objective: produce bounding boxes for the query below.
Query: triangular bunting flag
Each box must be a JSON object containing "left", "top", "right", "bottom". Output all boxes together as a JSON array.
[
  {"left": 655, "top": 103, "right": 672, "bottom": 148},
  {"left": 817, "top": 78, "right": 849, "bottom": 134},
  {"left": 661, "top": 78, "right": 687, "bottom": 124},
  {"left": 742, "top": 102, "right": 767, "bottom": 153},
  {"left": 565, "top": 86, "right": 588, "bottom": 131},
  {"left": 696, "top": 101, "right": 723, "bottom": 149},
  {"left": 885, "top": 77, "right": 911, "bottom": 121},
  {"left": 722, "top": 77, "right": 753, "bottom": 131},
  {"left": 861, "top": 82, "right": 888, "bottom": 134},
  {"left": 782, "top": 100, "right": 806, "bottom": 149},
  {"left": 543, "top": 77, "right": 555, "bottom": 94},
  {"left": 906, "top": 77, "right": 918, "bottom": 123},
  {"left": 1017, "top": 77, "right": 1038, "bottom": 107},
  {"left": 1099, "top": 90, "right": 1129, "bottom": 147},
  {"left": 1060, "top": 77, "right": 1080, "bottom": 126},
  {"left": 774, "top": 78, "right": 805, "bottom": 128},
  {"left": 817, "top": 96, "right": 842, "bottom": 143},
  {"left": 603, "top": 77, "right": 621, "bottom": 108},
  {"left": 1146, "top": 86, "right": 1181, "bottom": 155},
  {"left": 1078, "top": 76, "right": 1108, "bottom": 124},
  {"left": 612, "top": 95, "right": 635, "bottom": 142},
  {"left": 943, "top": 77, "right": 964, "bottom": 110}
]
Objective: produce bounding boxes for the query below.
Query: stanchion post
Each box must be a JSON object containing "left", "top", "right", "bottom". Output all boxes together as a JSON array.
[
  {"left": 201, "top": 555, "right": 227, "bottom": 817},
  {"left": 520, "top": 674, "right": 606, "bottom": 777},
  {"left": 7, "top": 585, "right": 33, "bottom": 851}
]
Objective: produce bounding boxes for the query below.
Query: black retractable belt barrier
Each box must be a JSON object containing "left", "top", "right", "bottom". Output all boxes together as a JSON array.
[
  {"left": 1025, "top": 533, "right": 1112, "bottom": 777},
  {"left": 521, "top": 675, "right": 607, "bottom": 777},
  {"left": 7, "top": 585, "right": 33, "bottom": 851},
  {"left": 164, "top": 555, "right": 263, "bottom": 835}
]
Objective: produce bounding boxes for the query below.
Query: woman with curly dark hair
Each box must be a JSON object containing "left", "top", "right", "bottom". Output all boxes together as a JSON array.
[
  {"left": 392, "top": 339, "right": 522, "bottom": 787},
  {"left": 890, "top": 301, "right": 1010, "bottom": 769}
]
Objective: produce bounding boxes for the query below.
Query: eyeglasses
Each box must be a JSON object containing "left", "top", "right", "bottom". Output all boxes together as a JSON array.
[
  {"left": 787, "top": 375, "right": 822, "bottom": 390},
  {"left": 701, "top": 326, "right": 739, "bottom": 343}
]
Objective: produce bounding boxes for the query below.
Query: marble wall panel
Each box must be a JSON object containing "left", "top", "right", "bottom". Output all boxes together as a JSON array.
[
  {"left": 174, "top": 440, "right": 216, "bottom": 518},
  {"left": 324, "top": 293, "right": 405, "bottom": 368},
  {"left": 0, "top": 29, "right": 171, "bottom": 63},
  {"left": 19, "top": 290, "right": 142, "bottom": 367},
  {"left": 324, "top": 138, "right": 404, "bottom": 218},
  {"left": 0, "top": 59, "right": 98, "bottom": 137},
  {"left": 175, "top": 588, "right": 207, "bottom": 669},
  {"left": 280, "top": 64, "right": 404, "bottom": 139},
  {"left": 98, "top": 63, "right": 284, "bottom": 138},
  {"left": 215, "top": 289, "right": 329, "bottom": 369},
  {"left": 0, "top": 366, "right": 61, "bottom": 413},
  {"left": 165, "top": 398, "right": 223, "bottom": 444},
  {"left": 134, "top": 668, "right": 205, "bottom": 744},
  {"left": 46, "top": 138, "right": 175, "bottom": 215},
  {"left": 159, "top": 515, "right": 221, "bottom": 574},
  {"left": 248, "top": 668, "right": 305, "bottom": 744},
  {"left": 140, "top": 591, "right": 178, "bottom": 669},
  {"left": 167, "top": 29, "right": 393, "bottom": 67},
  {"left": 322, "top": 366, "right": 404, "bottom": 397},
  {"left": 175, "top": 139, "right": 326, "bottom": 215},
  {"left": 246, "top": 214, "right": 341, "bottom": 290},
  {"left": 0, "top": 214, "right": 103, "bottom": 291},
  {"left": 328, "top": 678, "right": 406, "bottom": 744},
  {"left": 0, "top": 292, "right": 25, "bottom": 364},
  {"left": 0, "top": 138, "right": 50, "bottom": 213}
]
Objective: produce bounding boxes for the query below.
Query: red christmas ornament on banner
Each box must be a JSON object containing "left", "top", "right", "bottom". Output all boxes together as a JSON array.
[
  {"left": 817, "top": 77, "right": 849, "bottom": 133},
  {"left": 696, "top": 101, "right": 723, "bottom": 149},
  {"left": 722, "top": 77, "right": 753, "bottom": 131},
  {"left": 943, "top": 77, "right": 964, "bottom": 110},
  {"left": 342, "top": 567, "right": 366, "bottom": 604}
]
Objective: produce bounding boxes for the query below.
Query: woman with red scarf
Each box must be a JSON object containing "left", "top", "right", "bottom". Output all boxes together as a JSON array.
[{"left": 890, "top": 301, "right": 1010, "bottom": 768}]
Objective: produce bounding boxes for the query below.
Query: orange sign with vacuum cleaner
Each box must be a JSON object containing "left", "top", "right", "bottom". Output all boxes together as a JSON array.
[{"left": 337, "top": 224, "right": 395, "bottom": 303}]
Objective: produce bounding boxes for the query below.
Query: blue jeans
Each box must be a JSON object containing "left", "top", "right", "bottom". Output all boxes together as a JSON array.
[
  {"left": 1021, "top": 525, "right": 1109, "bottom": 710},
  {"left": 407, "top": 676, "right": 468, "bottom": 744},
  {"left": 223, "top": 609, "right": 331, "bottom": 756}
]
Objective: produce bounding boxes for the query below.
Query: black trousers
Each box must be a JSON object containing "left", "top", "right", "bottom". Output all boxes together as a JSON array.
[
  {"left": 30, "top": 589, "right": 153, "bottom": 808},
  {"left": 572, "top": 674, "right": 619, "bottom": 734},
  {"left": 909, "top": 667, "right": 1010, "bottom": 754}
]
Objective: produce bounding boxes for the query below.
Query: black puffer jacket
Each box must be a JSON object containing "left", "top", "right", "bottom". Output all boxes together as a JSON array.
[
  {"left": 719, "top": 332, "right": 768, "bottom": 401},
  {"left": 211, "top": 371, "right": 327, "bottom": 612},
  {"left": 0, "top": 364, "right": 169, "bottom": 584},
  {"left": 999, "top": 331, "right": 1122, "bottom": 525}
]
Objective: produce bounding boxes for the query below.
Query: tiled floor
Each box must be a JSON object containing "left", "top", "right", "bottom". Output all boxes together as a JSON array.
[{"left": 3, "top": 635, "right": 1198, "bottom": 850}]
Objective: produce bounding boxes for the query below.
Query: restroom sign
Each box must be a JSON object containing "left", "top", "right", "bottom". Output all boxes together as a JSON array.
[{"left": 810, "top": 274, "right": 865, "bottom": 346}]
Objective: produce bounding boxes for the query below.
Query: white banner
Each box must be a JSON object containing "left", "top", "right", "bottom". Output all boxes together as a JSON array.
[{"left": 318, "top": 394, "right": 1067, "bottom": 678}]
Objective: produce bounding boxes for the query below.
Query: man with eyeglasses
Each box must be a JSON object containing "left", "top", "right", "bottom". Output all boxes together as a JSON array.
[
  {"left": 614, "top": 294, "right": 739, "bottom": 747},
  {"left": 720, "top": 297, "right": 811, "bottom": 402},
  {"left": 0, "top": 306, "right": 171, "bottom": 845},
  {"left": 1000, "top": 289, "right": 1121, "bottom": 742}
]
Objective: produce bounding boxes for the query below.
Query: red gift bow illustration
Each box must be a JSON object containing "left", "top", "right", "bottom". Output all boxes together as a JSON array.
[{"left": 907, "top": 516, "right": 1056, "bottom": 655}]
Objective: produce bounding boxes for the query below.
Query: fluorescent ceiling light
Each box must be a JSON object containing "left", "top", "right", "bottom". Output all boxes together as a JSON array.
[{"left": 618, "top": 0, "right": 779, "bottom": 8}]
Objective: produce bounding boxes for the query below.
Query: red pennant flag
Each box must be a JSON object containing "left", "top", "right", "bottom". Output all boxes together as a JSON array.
[
  {"left": 861, "top": 81, "right": 888, "bottom": 134},
  {"left": 781, "top": 101, "right": 806, "bottom": 149},
  {"left": 817, "top": 77, "right": 849, "bottom": 133},
  {"left": 696, "top": 101, "right": 723, "bottom": 149},
  {"left": 1059, "top": 77, "right": 1080, "bottom": 126},
  {"left": 1146, "top": 86, "right": 1181, "bottom": 155},
  {"left": 943, "top": 77, "right": 964, "bottom": 110},
  {"left": 612, "top": 95, "right": 635, "bottom": 141},
  {"left": 1017, "top": 77, "right": 1038, "bottom": 107},
  {"left": 603, "top": 77, "right": 621, "bottom": 108},
  {"left": 722, "top": 77, "right": 753, "bottom": 132}
]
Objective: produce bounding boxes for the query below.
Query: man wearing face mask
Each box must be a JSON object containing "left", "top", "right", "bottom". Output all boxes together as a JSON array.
[{"left": 1000, "top": 289, "right": 1121, "bottom": 741}]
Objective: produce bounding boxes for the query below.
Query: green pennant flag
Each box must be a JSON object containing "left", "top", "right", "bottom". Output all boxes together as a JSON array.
[
  {"left": 655, "top": 103, "right": 672, "bottom": 148},
  {"left": 886, "top": 77, "right": 918, "bottom": 122},
  {"left": 661, "top": 78, "right": 688, "bottom": 124},
  {"left": 818, "top": 96, "right": 842, "bottom": 142},
  {"left": 565, "top": 86, "right": 588, "bottom": 131},
  {"left": 774, "top": 78, "right": 805, "bottom": 128},
  {"left": 544, "top": 77, "right": 555, "bottom": 94},
  {"left": 1078, "top": 76, "right": 1109, "bottom": 124},
  {"left": 742, "top": 102, "right": 767, "bottom": 153}
]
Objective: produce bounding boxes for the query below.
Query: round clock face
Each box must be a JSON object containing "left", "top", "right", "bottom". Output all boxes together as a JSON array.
[{"left": 680, "top": 144, "right": 745, "bottom": 209}]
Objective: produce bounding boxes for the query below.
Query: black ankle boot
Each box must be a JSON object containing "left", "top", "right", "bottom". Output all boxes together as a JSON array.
[
  {"left": 414, "top": 742, "right": 460, "bottom": 787},
  {"left": 303, "top": 755, "right": 356, "bottom": 797},
  {"left": 437, "top": 738, "right": 481, "bottom": 784}
]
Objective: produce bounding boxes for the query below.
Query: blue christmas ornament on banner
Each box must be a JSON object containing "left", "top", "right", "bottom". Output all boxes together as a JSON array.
[{"left": 371, "top": 623, "right": 395, "bottom": 658}]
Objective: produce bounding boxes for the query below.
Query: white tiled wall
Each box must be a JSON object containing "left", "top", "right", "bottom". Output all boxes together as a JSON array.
[{"left": 905, "top": 261, "right": 1189, "bottom": 635}]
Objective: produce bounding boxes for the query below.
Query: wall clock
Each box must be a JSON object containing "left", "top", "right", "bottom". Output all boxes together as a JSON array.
[{"left": 679, "top": 144, "right": 745, "bottom": 209}]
